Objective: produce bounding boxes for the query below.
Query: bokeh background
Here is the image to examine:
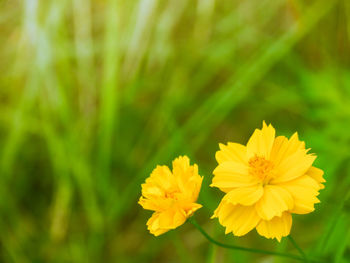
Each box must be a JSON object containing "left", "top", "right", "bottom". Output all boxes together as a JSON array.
[{"left": 1, "top": 0, "right": 350, "bottom": 262}]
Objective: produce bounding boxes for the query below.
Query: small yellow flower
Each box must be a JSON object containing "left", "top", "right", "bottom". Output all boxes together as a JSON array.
[
  {"left": 139, "top": 156, "right": 203, "bottom": 236},
  {"left": 211, "top": 122, "right": 325, "bottom": 241}
]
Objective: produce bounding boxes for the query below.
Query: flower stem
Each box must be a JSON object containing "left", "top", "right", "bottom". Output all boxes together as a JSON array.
[
  {"left": 189, "top": 217, "right": 319, "bottom": 262},
  {"left": 288, "top": 235, "right": 309, "bottom": 262}
]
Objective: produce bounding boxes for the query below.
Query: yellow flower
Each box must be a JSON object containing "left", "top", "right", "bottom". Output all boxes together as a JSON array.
[
  {"left": 139, "top": 156, "right": 203, "bottom": 236},
  {"left": 211, "top": 122, "right": 325, "bottom": 241}
]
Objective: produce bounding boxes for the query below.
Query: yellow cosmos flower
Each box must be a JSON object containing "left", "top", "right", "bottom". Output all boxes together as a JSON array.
[
  {"left": 139, "top": 156, "right": 203, "bottom": 236},
  {"left": 211, "top": 122, "right": 325, "bottom": 241}
]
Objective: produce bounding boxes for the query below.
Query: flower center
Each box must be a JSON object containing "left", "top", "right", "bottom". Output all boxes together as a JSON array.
[
  {"left": 165, "top": 190, "right": 179, "bottom": 200},
  {"left": 248, "top": 155, "right": 274, "bottom": 183}
]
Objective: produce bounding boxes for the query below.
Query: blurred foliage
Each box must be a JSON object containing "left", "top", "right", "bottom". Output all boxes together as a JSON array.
[{"left": 0, "top": 0, "right": 350, "bottom": 262}]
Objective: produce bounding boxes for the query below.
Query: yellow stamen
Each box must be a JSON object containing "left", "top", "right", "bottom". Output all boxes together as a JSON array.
[{"left": 248, "top": 155, "right": 274, "bottom": 184}]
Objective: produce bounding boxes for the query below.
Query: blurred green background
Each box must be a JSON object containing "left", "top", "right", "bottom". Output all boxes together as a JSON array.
[{"left": 1, "top": 0, "right": 350, "bottom": 262}]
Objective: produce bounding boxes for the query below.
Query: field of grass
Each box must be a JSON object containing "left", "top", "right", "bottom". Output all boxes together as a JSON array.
[{"left": 0, "top": 0, "right": 350, "bottom": 262}]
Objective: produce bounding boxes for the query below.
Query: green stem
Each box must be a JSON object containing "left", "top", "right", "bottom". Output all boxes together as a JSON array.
[
  {"left": 288, "top": 235, "right": 309, "bottom": 262},
  {"left": 189, "top": 217, "right": 320, "bottom": 262}
]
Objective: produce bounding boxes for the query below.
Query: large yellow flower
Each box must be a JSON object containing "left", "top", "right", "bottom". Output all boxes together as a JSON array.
[
  {"left": 139, "top": 156, "right": 203, "bottom": 236},
  {"left": 211, "top": 122, "right": 325, "bottom": 241}
]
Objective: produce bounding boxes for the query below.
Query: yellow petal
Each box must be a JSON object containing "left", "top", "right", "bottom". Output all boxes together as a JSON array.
[
  {"left": 270, "top": 133, "right": 306, "bottom": 166},
  {"left": 271, "top": 150, "right": 316, "bottom": 184},
  {"left": 158, "top": 209, "right": 186, "bottom": 229},
  {"left": 172, "top": 156, "right": 190, "bottom": 191},
  {"left": 246, "top": 122, "right": 276, "bottom": 159},
  {"left": 138, "top": 197, "right": 159, "bottom": 211},
  {"left": 186, "top": 165, "right": 203, "bottom": 202},
  {"left": 144, "top": 165, "right": 176, "bottom": 197},
  {"left": 211, "top": 161, "right": 258, "bottom": 192},
  {"left": 214, "top": 202, "right": 260, "bottom": 236},
  {"left": 147, "top": 209, "right": 186, "bottom": 236},
  {"left": 180, "top": 202, "right": 202, "bottom": 217},
  {"left": 211, "top": 199, "right": 225, "bottom": 219},
  {"left": 270, "top": 136, "right": 288, "bottom": 163},
  {"left": 172, "top": 156, "right": 190, "bottom": 176},
  {"left": 139, "top": 196, "right": 176, "bottom": 212},
  {"left": 223, "top": 185, "right": 263, "bottom": 206},
  {"left": 256, "top": 212, "right": 292, "bottom": 242},
  {"left": 141, "top": 183, "right": 164, "bottom": 198},
  {"left": 277, "top": 175, "right": 320, "bottom": 214},
  {"left": 147, "top": 213, "right": 169, "bottom": 236},
  {"left": 173, "top": 210, "right": 187, "bottom": 227},
  {"left": 306, "top": 166, "right": 325, "bottom": 189},
  {"left": 255, "top": 185, "right": 294, "bottom": 220},
  {"left": 216, "top": 143, "right": 247, "bottom": 164}
]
